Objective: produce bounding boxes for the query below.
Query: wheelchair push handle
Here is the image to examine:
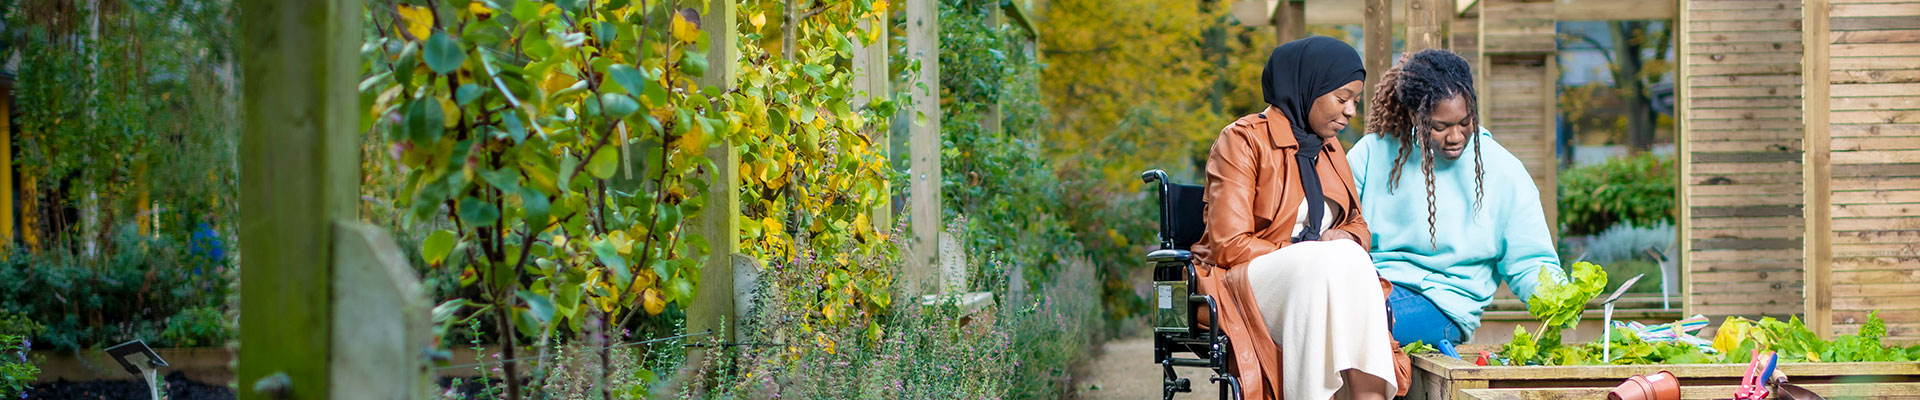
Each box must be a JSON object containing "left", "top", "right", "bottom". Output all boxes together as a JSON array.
[
  {"left": 1141, "top": 169, "right": 1170, "bottom": 184},
  {"left": 1141, "top": 169, "right": 1175, "bottom": 248}
]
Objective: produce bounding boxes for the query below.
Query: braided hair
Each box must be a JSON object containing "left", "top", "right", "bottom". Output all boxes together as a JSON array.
[{"left": 1365, "top": 49, "right": 1484, "bottom": 249}]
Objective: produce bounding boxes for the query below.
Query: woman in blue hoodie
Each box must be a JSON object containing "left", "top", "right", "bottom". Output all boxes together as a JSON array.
[{"left": 1347, "top": 49, "right": 1566, "bottom": 346}]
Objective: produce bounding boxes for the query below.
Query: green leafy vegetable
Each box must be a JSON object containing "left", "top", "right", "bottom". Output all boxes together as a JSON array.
[{"left": 1401, "top": 341, "right": 1439, "bottom": 355}]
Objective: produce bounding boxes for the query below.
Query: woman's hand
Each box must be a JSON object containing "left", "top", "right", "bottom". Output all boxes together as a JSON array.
[{"left": 1320, "top": 229, "right": 1361, "bottom": 245}]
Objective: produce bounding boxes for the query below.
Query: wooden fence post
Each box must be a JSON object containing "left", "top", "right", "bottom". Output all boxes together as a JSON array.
[
  {"left": 236, "top": 0, "right": 362, "bottom": 398},
  {"left": 906, "top": 0, "right": 941, "bottom": 296},
  {"left": 852, "top": 12, "right": 892, "bottom": 231},
  {"left": 1363, "top": 0, "right": 1390, "bottom": 136},
  {"left": 1802, "top": 0, "right": 1833, "bottom": 340},
  {"left": 688, "top": 0, "right": 741, "bottom": 356},
  {"left": 329, "top": 222, "right": 431, "bottom": 399}
]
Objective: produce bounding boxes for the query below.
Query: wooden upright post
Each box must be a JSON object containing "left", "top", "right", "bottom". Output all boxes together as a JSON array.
[
  {"left": 906, "top": 0, "right": 941, "bottom": 296},
  {"left": 237, "top": 0, "right": 362, "bottom": 398},
  {"left": 689, "top": 0, "right": 741, "bottom": 350},
  {"left": 0, "top": 77, "right": 13, "bottom": 245},
  {"left": 1407, "top": 0, "right": 1450, "bottom": 51},
  {"left": 1362, "top": 0, "right": 1391, "bottom": 135},
  {"left": 1273, "top": 0, "right": 1306, "bottom": 43},
  {"left": 985, "top": 7, "right": 1004, "bottom": 137},
  {"left": 1802, "top": 0, "right": 1834, "bottom": 340},
  {"left": 852, "top": 11, "right": 892, "bottom": 231}
]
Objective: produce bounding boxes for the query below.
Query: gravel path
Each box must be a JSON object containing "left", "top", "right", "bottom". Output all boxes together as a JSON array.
[{"left": 1075, "top": 337, "right": 1222, "bottom": 399}]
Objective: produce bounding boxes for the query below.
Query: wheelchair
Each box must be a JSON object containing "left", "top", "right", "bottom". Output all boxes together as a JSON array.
[{"left": 1141, "top": 169, "right": 1240, "bottom": 400}]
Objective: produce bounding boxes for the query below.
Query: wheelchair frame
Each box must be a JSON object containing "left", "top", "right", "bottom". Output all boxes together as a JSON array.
[{"left": 1142, "top": 169, "right": 1241, "bottom": 400}]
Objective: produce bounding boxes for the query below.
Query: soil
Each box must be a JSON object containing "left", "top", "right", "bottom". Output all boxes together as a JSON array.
[{"left": 27, "top": 371, "right": 234, "bottom": 400}]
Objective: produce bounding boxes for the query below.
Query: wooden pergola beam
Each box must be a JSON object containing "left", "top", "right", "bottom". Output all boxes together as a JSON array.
[{"left": 1310, "top": 0, "right": 1674, "bottom": 24}]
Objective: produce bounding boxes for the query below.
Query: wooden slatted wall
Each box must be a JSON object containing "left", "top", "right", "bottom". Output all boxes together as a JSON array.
[
  {"left": 1480, "top": 0, "right": 1559, "bottom": 237},
  {"left": 1679, "top": 0, "right": 1808, "bottom": 319},
  {"left": 1815, "top": 0, "right": 1920, "bottom": 340}
]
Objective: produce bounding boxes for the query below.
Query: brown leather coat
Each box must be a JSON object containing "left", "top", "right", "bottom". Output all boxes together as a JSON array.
[{"left": 1191, "top": 108, "right": 1404, "bottom": 399}]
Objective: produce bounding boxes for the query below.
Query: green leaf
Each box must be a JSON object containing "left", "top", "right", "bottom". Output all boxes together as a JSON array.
[
  {"left": 555, "top": 284, "right": 583, "bottom": 319},
  {"left": 422, "top": 229, "right": 457, "bottom": 265},
  {"left": 431, "top": 298, "right": 469, "bottom": 323},
  {"left": 517, "top": 290, "right": 556, "bottom": 324},
  {"left": 458, "top": 196, "right": 500, "bottom": 226},
  {"left": 586, "top": 147, "right": 619, "bottom": 179},
  {"left": 558, "top": 151, "right": 581, "bottom": 190},
  {"left": 642, "top": 74, "right": 669, "bottom": 108},
  {"left": 521, "top": 187, "right": 551, "bottom": 228},
  {"left": 555, "top": 0, "right": 585, "bottom": 16},
  {"left": 406, "top": 99, "right": 445, "bottom": 144},
  {"left": 455, "top": 83, "right": 485, "bottom": 106},
  {"left": 410, "top": 174, "right": 451, "bottom": 221},
  {"left": 502, "top": 112, "right": 527, "bottom": 143},
  {"left": 479, "top": 168, "right": 521, "bottom": 194},
  {"left": 668, "top": 277, "right": 696, "bottom": 304},
  {"left": 592, "top": 239, "right": 632, "bottom": 289},
  {"left": 512, "top": 307, "right": 541, "bottom": 338},
  {"left": 679, "top": 49, "right": 708, "bottom": 78},
  {"left": 652, "top": 201, "right": 682, "bottom": 234},
  {"left": 600, "top": 93, "right": 640, "bottom": 118},
  {"left": 425, "top": 32, "right": 468, "bottom": 75},
  {"left": 608, "top": 64, "right": 648, "bottom": 96},
  {"left": 511, "top": 0, "right": 543, "bottom": 21}
]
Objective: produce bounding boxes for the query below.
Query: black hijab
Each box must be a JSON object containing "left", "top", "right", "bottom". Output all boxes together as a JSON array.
[{"left": 1260, "top": 36, "right": 1364, "bottom": 242}]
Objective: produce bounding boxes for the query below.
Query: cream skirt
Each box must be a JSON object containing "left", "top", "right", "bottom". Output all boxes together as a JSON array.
[{"left": 1244, "top": 239, "right": 1397, "bottom": 400}]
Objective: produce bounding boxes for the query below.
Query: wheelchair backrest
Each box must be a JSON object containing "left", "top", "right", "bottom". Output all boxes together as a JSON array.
[{"left": 1141, "top": 170, "right": 1209, "bottom": 250}]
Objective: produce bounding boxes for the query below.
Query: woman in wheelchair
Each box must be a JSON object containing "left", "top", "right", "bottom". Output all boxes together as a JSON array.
[{"left": 1190, "top": 37, "right": 1407, "bottom": 400}]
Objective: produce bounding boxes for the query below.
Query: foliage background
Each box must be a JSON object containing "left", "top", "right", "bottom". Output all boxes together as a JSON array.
[{"left": 0, "top": 0, "right": 240, "bottom": 352}]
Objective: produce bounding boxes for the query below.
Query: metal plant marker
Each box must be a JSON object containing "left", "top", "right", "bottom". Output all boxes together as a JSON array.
[
  {"left": 1602, "top": 273, "right": 1646, "bottom": 363},
  {"left": 106, "top": 339, "right": 168, "bottom": 400}
]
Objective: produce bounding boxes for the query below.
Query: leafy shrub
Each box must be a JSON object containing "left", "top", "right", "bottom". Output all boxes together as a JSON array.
[
  {"left": 159, "top": 306, "right": 231, "bottom": 348},
  {"left": 0, "top": 226, "right": 233, "bottom": 351},
  {"left": 0, "top": 312, "right": 42, "bottom": 339},
  {"left": 1558, "top": 152, "right": 1675, "bottom": 236},
  {"left": 0, "top": 334, "right": 38, "bottom": 398},
  {"left": 1580, "top": 222, "right": 1675, "bottom": 264},
  {"left": 1572, "top": 222, "right": 1675, "bottom": 295}
]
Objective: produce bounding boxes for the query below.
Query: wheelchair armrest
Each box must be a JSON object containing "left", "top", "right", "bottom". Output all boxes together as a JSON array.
[{"left": 1146, "top": 249, "right": 1192, "bottom": 264}]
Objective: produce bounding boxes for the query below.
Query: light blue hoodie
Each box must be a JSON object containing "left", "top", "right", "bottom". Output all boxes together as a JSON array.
[{"left": 1346, "top": 128, "right": 1565, "bottom": 342}]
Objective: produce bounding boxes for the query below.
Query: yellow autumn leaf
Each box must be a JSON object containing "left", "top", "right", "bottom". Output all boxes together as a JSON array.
[
  {"left": 540, "top": 72, "right": 578, "bottom": 94},
  {"left": 609, "top": 231, "right": 634, "bottom": 254},
  {"left": 437, "top": 96, "right": 461, "bottom": 128},
  {"left": 750, "top": 12, "right": 767, "bottom": 30},
  {"left": 761, "top": 217, "right": 782, "bottom": 237},
  {"left": 670, "top": 13, "right": 701, "bottom": 43},
  {"left": 467, "top": 2, "right": 494, "bottom": 18},
  {"left": 642, "top": 288, "right": 667, "bottom": 315},
  {"left": 675, "top": 124, "right": 705, "bottom": 155},
  {"left": 396, "top": 4, "right": 433, "bottom": 40}
]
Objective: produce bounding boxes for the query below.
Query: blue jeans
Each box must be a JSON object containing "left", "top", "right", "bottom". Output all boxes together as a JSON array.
[{"left": 1388, "top": 284, "right": 1463, "bottom": 346}]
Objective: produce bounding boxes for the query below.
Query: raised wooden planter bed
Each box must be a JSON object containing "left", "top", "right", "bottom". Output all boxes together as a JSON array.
[
  {"left": 1411, "top": 351, "right": 1920, "bottom": 399},
  {"left": 33, "top": 347, "right": 233, "bottom": 385}
]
